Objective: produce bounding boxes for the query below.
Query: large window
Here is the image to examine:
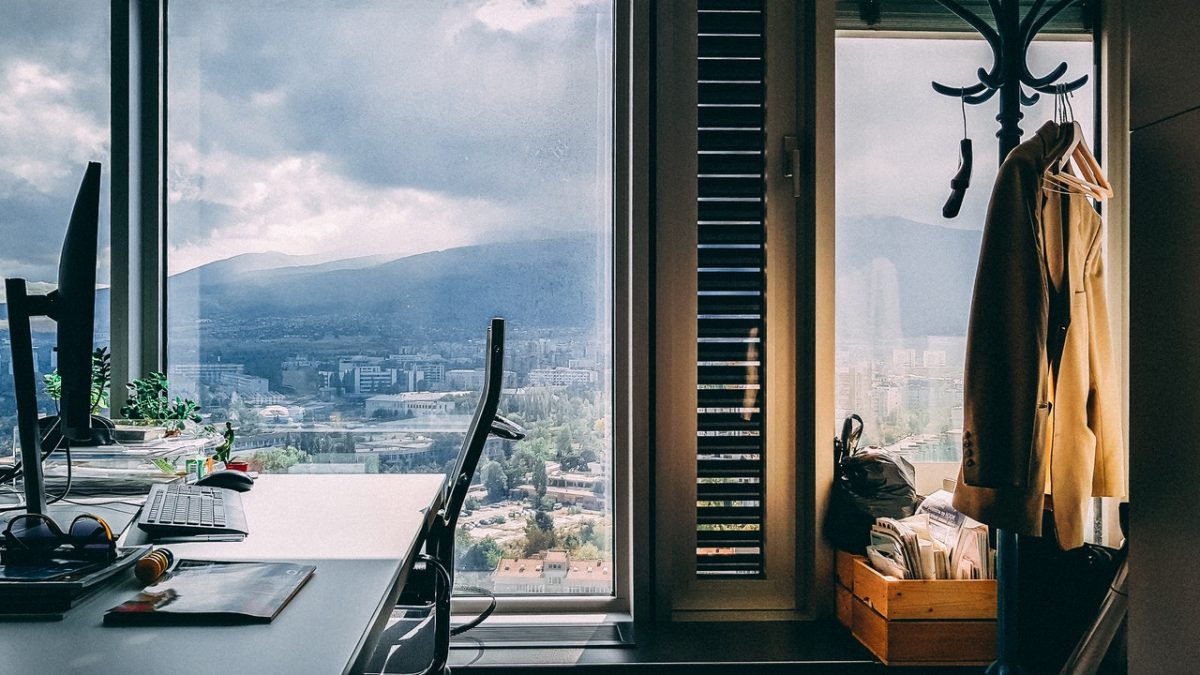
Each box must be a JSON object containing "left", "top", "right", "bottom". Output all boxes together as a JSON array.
[
  {"left": 0, "top": 2, "right": 110, "bottom": 457},
  {"left": 835, "top": 36, "right": 1093, "bottom": 482},
  {"left": 165, "top": 1, "right": 614, "bottom": 596}
]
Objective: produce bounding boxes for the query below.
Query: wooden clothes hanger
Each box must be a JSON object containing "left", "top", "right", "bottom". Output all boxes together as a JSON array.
[{"left": 1044, "top": 90, "right": 1113, "bottom": 201}]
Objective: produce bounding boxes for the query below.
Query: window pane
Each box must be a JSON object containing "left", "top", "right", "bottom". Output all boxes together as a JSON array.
[
  {"left": 166, "top": 1, "right": 613, "bottom": 596},
  {"left": 835, "top": 37, "right": 1092, "bottom": 479},
  {"left": 0, "top": 3, "right": 110, "bottom": 457}
]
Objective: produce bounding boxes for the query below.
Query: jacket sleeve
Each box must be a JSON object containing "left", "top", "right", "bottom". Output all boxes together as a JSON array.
[
  {"left": 961, "top": 152, "right": 1048, "bottom": 490},
  {"left": 1085, "top": 241, "right": 1126, "bottom": 497}
]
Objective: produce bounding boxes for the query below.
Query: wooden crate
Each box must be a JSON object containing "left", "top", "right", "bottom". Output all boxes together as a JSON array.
[{"left": 835, "top": 551, "right": 998, "bottom": 666}]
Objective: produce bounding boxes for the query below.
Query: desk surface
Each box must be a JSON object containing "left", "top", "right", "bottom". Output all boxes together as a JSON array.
[{"left": 0, "top": 473, "right": 445, "bottom": 675}]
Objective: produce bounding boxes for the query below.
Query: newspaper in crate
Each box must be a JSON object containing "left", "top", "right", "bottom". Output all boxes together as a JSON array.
[{"left": 866, "top": 489, "right": 992, "bottom": 580}]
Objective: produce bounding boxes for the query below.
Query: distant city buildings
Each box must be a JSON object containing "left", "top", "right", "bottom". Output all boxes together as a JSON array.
[
  {"left": 491, "top": 550, "right": 612, "bottom": 594},
  {"left": 836, "top": 335, "right": 966, "bottom": 462},
  {"left": 364, "top": 392, "right": 460, "bottom": 418},
  {"left": 528, "top": 367, "right": 598, "bottom": 387}
]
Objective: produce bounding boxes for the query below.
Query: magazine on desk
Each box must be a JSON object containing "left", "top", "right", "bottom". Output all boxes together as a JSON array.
[{"left": 104, "top": 559, "right": 316, "bottom": 625}]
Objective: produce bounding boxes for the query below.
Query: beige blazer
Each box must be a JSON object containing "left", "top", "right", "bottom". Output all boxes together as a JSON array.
[{"left": 952, "top": 121, "right": 1125, "bottom": 550}]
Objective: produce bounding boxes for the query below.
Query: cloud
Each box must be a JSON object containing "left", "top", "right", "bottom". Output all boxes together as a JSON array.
[
  {"left": 167, "top": 143, "right": 517, "bottom": 273},
  {"left": 0, "top": 4, "right": 110, "bottom": 285},
  {"left": 474, "top": 0, "right": 599, "bottom": 33},
  {"left": 0, "top": 60, "right": 109, "bottom": 193},
  {"left": 835, "top": 37, "right": 1093, "bottom": 229},
  {"left": 173, "top": 4, "right": 608, "bottom": 192}
]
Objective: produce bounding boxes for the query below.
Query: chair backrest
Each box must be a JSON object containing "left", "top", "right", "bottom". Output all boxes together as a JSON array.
[{"left": 440, "top": 317, "right": 506, "bottom": 530}]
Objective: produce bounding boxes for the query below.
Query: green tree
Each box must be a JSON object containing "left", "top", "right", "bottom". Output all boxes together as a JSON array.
[
  {"left": 457, "top": 538, "right": 503, "bottom": 571},
  {"left": 555, "top": 427, "right": 573, "bottom": 455},
  {"left": 522, "top": 516, "right": 557, "bottom": 557},
  {"left": 253, "top": 445, "right": 309, "bottom": 473},
  {"left": 482, "top": 460, "right": 508, "bottom": 502},
  {"left": 573, "top": 543, "right": 602, "bottom": 560},
  {"left": 533, "top": 460, "right": 548, "bottom": 498}
]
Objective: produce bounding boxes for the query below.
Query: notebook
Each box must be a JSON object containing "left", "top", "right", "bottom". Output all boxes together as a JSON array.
[{"left": 104, "top": 559, "right": 315, "bottom": 625}]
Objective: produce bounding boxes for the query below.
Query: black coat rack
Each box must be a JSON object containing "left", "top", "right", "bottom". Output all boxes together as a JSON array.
[{"left": 929, "top": 1, "right": 1089, "bottom": 673}]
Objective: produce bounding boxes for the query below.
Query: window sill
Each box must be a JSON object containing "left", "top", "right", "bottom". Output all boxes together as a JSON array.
[{"left": 445, "top": 620, "right": 980, "bottom": 673}]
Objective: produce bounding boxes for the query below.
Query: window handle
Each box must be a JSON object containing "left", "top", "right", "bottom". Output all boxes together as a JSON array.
[{"left": 782, "top": 135, "right": 801, "bottom": 198}]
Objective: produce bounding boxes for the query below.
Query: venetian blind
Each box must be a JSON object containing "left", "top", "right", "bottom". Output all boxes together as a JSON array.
[{"left": 695, "top": 0, "right": 767, "bottom": 578}]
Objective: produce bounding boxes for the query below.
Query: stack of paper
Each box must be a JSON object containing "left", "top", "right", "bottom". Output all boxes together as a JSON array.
[{"left": 864, "top": 490, "right": 993, "bottom": 580}]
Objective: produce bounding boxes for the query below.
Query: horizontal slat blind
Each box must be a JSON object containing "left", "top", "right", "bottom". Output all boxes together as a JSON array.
[
  {"left": 835, "top": 0, "right": 1093, "bottom": 33},
  {"left": 695, "top": 0, "right": 765, "bottom": 579}
]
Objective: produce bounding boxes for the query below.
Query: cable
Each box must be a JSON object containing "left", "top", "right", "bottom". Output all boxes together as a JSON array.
[
  {"left": 0, "top": 419, "right": 75, "bottom": 513},
  {"left": 418, "top": 554, "right": 498, "bottom": 637}
]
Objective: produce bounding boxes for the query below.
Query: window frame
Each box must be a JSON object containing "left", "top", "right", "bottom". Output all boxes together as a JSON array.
[
  {"left": 652, "top": 0, "right": 1127, "bottom": 621},
  {"left": 109, "top": 0, "right": 642, "bottom": 618},
  {"left": 106, "top": 0, "right": 1129, "bottom": 624},
  {"left": 829, "top": 24, "right": 1126, "bottom": 547}
]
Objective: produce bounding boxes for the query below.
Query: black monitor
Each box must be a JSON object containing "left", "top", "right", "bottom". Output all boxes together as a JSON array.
[
  {"left": 54, "top": 162, "right": 101, "bottom": 441},
  {"left": 4, "top": 162, "right": 102, "bottom": 514}
]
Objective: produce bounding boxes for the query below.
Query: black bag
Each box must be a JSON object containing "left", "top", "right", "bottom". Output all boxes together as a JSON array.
[{"left": 825, "top": 414, "right": 921, "bottom": 554}]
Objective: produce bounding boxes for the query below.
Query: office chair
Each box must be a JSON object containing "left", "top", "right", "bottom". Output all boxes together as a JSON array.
[{"left": 368, "top": 318, "right": 524, "bottom": 675}]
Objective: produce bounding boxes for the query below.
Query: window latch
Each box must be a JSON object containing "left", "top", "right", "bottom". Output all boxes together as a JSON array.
[{"left": 782, "top": 135, "right": 801, "bottom": 199}]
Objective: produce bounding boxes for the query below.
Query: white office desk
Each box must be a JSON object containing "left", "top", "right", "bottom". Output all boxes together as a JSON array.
[{"left": 0, "top": 473, "right": 445, "bottom": 675}]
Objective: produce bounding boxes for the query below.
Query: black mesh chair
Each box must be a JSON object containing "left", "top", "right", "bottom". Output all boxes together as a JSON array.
[{"left": 367, "top": 318, "right": 524, "bottom": 675}]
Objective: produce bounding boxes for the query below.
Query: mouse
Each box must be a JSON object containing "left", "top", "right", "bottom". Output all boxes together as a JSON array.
[{"left": 196, "top": 469, "right": 255, "bottom": 492}]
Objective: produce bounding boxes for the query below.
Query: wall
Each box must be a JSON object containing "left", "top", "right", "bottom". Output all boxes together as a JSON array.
[{"left": 1128, "top": 5, "right": 1200, "bottom": 672}]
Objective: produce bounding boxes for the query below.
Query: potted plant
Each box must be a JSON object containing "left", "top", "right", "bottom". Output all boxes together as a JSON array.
[{"left": 119, "top": 372, "right": 204, "bottom": 437}]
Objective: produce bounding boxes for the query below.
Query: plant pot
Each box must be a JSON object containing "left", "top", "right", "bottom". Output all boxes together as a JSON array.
[
  {"left": 110, "top": 419, "right": 170, "bottom": 443},
  {"left": 225, "top": 461, "right": 250, "bottom": 473}
]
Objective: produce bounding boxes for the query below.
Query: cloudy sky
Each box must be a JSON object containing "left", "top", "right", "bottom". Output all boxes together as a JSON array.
[
  {"left": 837, "top": 36, "right": 1093, "bottom": 228},
  {"left": 0, "top": 3, "right": 1093, "bottom": 286}
]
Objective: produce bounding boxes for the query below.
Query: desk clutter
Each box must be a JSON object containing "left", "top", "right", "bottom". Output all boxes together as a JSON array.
[
  {"left": 104, "top": 554, "right": 315, "bottom": 626},
  {"left": 836, "top": 550, "right": 997, "bottom": 666},
  {"left": 838, "top": 493, "right": 997, "bottom": 665},
  {"left": 867, "top": 489, "right": 993, "bottom": 581},
  {"left": 0, "top": 544, "right": 151, "bottom": 619},
  {"left": 825, "top": 416, "right": 998, "bottom": 665}
]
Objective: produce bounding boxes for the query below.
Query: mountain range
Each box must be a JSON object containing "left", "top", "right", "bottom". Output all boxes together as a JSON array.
[
  {"left": 168, "top": 236, "right": 606, "bottom": 336},
  {"left": 836, "top": 215, "right": 981, "bottom": 339},
  {"left": 3, "top": 216, "right": 982, "bottom": 340}
]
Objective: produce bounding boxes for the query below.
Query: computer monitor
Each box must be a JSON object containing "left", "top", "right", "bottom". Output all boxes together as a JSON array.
[{"left": 5, "top": 162, "right": 102, "bottom": 514}]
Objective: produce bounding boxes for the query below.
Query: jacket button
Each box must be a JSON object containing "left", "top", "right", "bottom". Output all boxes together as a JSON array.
[{"left": 966, "top": 459, "right": 976, "bottom": 467}]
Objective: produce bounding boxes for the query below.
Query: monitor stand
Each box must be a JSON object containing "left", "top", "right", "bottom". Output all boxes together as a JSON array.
[{"left": 6, "top": 278, "right": 53, "bottom": 515}]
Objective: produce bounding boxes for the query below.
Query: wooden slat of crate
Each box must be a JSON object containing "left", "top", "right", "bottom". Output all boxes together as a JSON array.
[
  {"left": 851, "top": 556, "right": 996, "bottom": 620},
  {"left": 836, "top": 583, "right": 854, "bottom": 629},
  {"left": 851, "top": 596, "right": 995, "bottom": 666},
  {"left": 835, "top": 549, "right": 857, "bottom": 591}
]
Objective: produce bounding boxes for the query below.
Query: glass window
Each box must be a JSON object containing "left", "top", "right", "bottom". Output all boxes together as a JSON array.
[
  {"left": 165, "top": 1, "right": 614, "bottom": 596},
  {"left": 0, "top": 2, "right": 111, "bottom": 456},
  {"left": 835, "top": 36, "right": 1093, "bottom": 480}
]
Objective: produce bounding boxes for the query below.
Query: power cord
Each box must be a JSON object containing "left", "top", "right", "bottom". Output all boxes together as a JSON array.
[
  {"left": 419, "top": 554, "right": 498, "bottom": 636},
  {"left": 0, "top": 419, "right": 75, "bottom": 513}
]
